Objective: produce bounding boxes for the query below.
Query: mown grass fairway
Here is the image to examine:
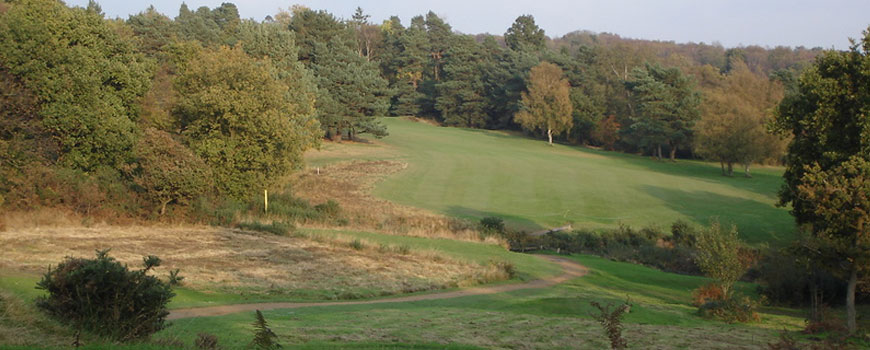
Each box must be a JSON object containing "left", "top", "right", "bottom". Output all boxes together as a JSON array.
[{"left": 369, "top": 117, "right": 794, "bottom": 243}]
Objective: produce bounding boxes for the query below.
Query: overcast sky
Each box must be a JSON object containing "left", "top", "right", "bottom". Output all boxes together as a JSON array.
[{"left": 68, "top": 0, "right": 869, "bottom": 49}]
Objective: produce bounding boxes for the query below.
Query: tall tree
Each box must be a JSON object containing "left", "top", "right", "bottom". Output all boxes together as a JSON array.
[
  {"left": 380, "top": 16, "right": 427, "bottom": 116},
  {"left": 126, "top": 5, "right": 176, "bottom": 56},
  {"left": 504, "top": 15, "right": 546, "bottom": 52},
  {"left": 625, "top": 63, "right": 701, "bottom": 160},
  {"left": 774, "top": 29, "right": 870, "bottom": 334},
  {"left": 288, "top": 8, "right": 389, "bottom": 139},
  {"left": 435, "top": 35, "right": 487, "bottom": 127},
  {"left": 310, "top": 38, "right": 390, "bottom": 140},
  {"left": 0, "top": 0, "right": 152, "bottom": 171},
  {"left": 514, "top": 62, "right": 573, "bottom": 145},
  {"left": 349, "top": 7, "right": 380, "bottom": 61},
  {"left": 796, "top": 156, "right": 870, "bottom": 334},
  {"left": 694, "top": 60, "right": 786, "bottom": 176},
  {"left": 173, "top": 46, "right": 320, "bottom": 198}
]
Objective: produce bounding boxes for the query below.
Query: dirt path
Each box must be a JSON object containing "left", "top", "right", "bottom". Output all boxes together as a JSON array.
[{"left": 167, "top": 255, "right": 587, "bottom": 320}]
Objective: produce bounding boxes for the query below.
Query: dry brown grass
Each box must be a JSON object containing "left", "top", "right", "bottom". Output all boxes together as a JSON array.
[
  {"left": 0, "top": 224, "right": 493, "bottom": 298},
  {"left": 291, "top": 160, "right": 506, "bottom": 246}
]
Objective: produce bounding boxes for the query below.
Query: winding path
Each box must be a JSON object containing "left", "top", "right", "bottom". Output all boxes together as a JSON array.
[{"left": 167, "top": 255, "right": 587, "bottom": 320}]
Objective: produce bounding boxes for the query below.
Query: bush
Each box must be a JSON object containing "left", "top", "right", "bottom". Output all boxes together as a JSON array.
[
  {"left": 669, "top": 220, "right": 698, "bottom": 247},
  {"left": 698, "top": 294, "right": 760, "bottom": 323},
  {"left": 479, "top": 216, "right": 505, "bottom": 236},
  {"left": 692, "top": 283, "right": 726, "bottom": 306},
  {"left": 694, "top": 220, "right": 748, "bottom": 297},
  {"left": 35, "top": 250, "right": 174, "bottom": 341}
]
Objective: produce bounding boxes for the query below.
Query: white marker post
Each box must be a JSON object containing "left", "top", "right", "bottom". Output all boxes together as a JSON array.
[{"left": 264, "top": 189, "right": 268, "bottom": 213}]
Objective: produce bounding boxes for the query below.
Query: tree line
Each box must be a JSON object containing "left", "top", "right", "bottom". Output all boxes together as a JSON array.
[{"left": 0, "top": 0, "right": 826, "bottom": 217}]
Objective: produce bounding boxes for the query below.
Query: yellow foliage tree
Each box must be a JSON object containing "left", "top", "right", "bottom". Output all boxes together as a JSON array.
[{"left": 515, "top": 62, "right": 573, "bottom": 145}]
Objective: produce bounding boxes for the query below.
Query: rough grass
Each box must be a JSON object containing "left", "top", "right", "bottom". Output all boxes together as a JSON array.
[
  {"left": 147, "top": 253, "right": 804, "bottom": 350},
  {"left": 319, "top": 117, "right": 795, "bottom": 244},
  {"left": 0, "top": 225, "right": 492, "bottom": 303},
  {"left": 0, "top": 291, "right": 74, "bottom": 348}
]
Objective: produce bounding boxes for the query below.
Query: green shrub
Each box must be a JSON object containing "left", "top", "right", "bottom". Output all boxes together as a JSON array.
[
  {"left": 669, "top": 220, "right": 698, "bottom": 247},
  {"left": 698, "top": 294, "right": 760, "bottom": 323},
  {"left": 35, "top": 250, "right": 174, "bottom": 342},
  {"left": 479, "top": 216, "right": 505, "bottom": 235}
]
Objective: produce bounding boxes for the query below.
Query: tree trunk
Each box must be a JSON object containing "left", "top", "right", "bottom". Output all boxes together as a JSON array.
[
  {"left": 547, "top": 128, "right": 553, "bottom": 145},
  {"left": 743, "top": 163, "right": 752, "bottom": 178},
  {"left": 720, "top": 161, "right": 726, "bottom": 176},
  {"left": 669, "top": 146, "right": 676, "bottom": 162},
  {"left": 727, "top": 162, "right": 734, "bottom": 176},
  {"left": 656, "top": 145, "right": 662, "bottom": 160},
  {"left": 847, "top": 266, "right": 857, "bottom": 334},
  {"left": 160, "top": 200, "right": 170, "bottom": 216}
]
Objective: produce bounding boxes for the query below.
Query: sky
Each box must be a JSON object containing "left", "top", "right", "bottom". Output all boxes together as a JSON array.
[{"left": 68, "top": 0, "right": 870, "bottom": 50}]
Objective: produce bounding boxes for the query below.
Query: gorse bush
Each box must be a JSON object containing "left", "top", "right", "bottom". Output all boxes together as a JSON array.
[{"left": 35, "top": 250, "right": 174, "bottom": 342}]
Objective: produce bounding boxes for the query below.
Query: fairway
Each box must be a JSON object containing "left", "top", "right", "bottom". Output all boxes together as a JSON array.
[{"left": 371, "top": 117, "right": 795, "bottom": 243}]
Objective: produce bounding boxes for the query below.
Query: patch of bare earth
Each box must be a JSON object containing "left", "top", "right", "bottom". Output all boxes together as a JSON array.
[
  {"left": 0, "top": 225, "right": 482, "bottom": 297},
  {"left": 291, "top": 160, "right": 502, "bottom": 244}
]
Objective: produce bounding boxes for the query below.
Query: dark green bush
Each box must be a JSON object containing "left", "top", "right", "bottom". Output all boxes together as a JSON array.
[
  {"left": 35, "top": 250, "right": 174, "bottom": 342},
  {"left": 479, "top": 216, "right": 505, "bottom": 235},
  {"left": 669, "top": 220, "right": 698, "bottom": 247}
]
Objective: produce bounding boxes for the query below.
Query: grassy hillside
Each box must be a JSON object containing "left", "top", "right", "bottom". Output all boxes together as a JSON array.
[{"left": 367, "top": 117, "right": 794, "bottom": 243}]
